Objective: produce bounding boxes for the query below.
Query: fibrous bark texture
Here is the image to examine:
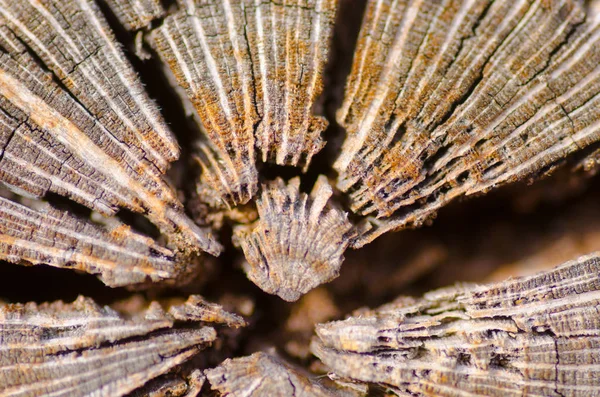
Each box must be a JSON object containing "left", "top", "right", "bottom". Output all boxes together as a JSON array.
[
  {"left": 206, "top": 351, "right": 352, "bottom": 397},
  {"left": 104, "top": 0, "right": 165, "bottom": 31},
  {"left": 0, "top": 296, "right": 221, "bottom": 397},
  {"left": 0, "top": 0, "right": 220, "bottom": 255},
  {"left": 2, "top": 0, "right": 600, "bottom": 394},
  {"left": 336, "top": 0, "right": 600, "bottom": 246},
  {"left": 169, "top": 294, "right": 247, "bottom": 327},
  {"left": 149, "top": 0, "right": 337, "bottom": 207},
  {"left": 233, "top": 176, "right": 355, "bottom": 301},
  {"left": 312, "top": 253, "right": 600, "bottom": 396},
  {"left": 127, "top": 369, "right": 205, "bottom": 397},
  {"left": 0, "top": 195, "right": 178, "bottom": 287}
]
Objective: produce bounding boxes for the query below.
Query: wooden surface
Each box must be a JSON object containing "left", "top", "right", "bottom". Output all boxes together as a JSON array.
[{"left": 0, "top": 0, "right": 599, "bottom": 395}]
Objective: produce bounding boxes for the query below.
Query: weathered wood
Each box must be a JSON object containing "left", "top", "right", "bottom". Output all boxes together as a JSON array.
[
  {"left": 233, "top": 176, "right": 355, "bottom": 301},
  {"left": 127, "top": 370, "right": 205, "bottom": 397},
  {"left": 169, "top": 294, "right": 247, "bottom": 328},
  {"left": 335, "top": 0, "right": 600, "bottom": 246},
  {"left": 104, "top": 0, "right": 165, "bottom": 31},
  {"left": 2, "top": 0, "right": 600, "bottom": 395},
  {"left": 312, "top": 253, "right": 600, "bottom": 396},
  {"left": 0, "top": 195, "right": 180, "bottom": 287},
  {"left": 149, "top": 0, "right": 337, "bottom": 207},
  {"left": 0, "top": 0, "right": 220, "bottom": 255},
  {"left": 206, "top": 351, "right": 356, "bottom": 397},
  {"left": 0, "top": 296, "right": 217, "bottom": 397}
]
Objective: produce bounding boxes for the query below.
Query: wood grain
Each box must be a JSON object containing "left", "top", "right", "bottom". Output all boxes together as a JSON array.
[
  {"left": 313, "top": 253, "right": 600, "bottom": 396},
  {"left": 335, "top": 0, "right": 600, "bottom": 246}
]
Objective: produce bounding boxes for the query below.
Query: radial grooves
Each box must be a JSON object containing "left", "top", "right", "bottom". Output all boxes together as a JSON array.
[
  {"left": 0, "top": 1, "right": 220, "bottom": 255},
  {"left": 0, "top": 296, "right": 216, "bottom": 397},
  {"left": 206, "top": 351, "right": 345, "bottom": 397},
  {"left": 169, "top": 294, "right": 247, "bottom": 328},
  {"left": 245, "top": 0, "right": 336, "bottom": 168},
  {"left": 0, "top": 196, "right": 180, "bottom": 287},
  {"left": 0, "top": 0, "right": 178, "bottom": 171},
  {"left": 103, "top": 0, "right": 165, "bottom": 31},
  {"left": 233, "top": 175, "right": 355, "bottom": 302},
  {"left": 312, "top": 253, "right": 600, "bottom": 396},
  {"left": 334, "top": 0, "right": 600, "bottom": 245},
  {"left": 149, "top": 0, "right": 337, "bottom": 207},
  {"left": 150, "top": 0, "right": 259, "bottom": 207}
]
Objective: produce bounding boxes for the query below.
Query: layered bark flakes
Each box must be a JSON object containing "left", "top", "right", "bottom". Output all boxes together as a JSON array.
[
  {"left": 206, "top": 351, "right": 353, "bottom": 397},
  {"left": 313, "top": 253, "right": 600, "bottom": 396},
  {"left": 0, "top": 195, "right": 179, "bottom": 287},
  {"left": 0, "top": 295, "right": 233, "bottom": 397},
  {"left": 149, "top": 0, "right": 337, "bottom": 207},
  {"left": 1, "top": 0, "right": 600, "bottom": 396},
  {"left": 336, "top": 0, "right": 600, "bottom": 246},
  {"left": 104, "top": 0, "right": 165, "bottom": 31},
  {"left": 0, "top": 0, "right": 220, "bottom": 255},
  {"left": 233, "top": 176, "right": 356, "bottom": 301}
]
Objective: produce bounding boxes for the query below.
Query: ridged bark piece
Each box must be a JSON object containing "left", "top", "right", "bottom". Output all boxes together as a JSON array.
[
  {"left": 169, "top": 294, "right": 247, "bottom": 328},
  {"left": 312, "top": 253, "right": 600, "bottom": 396},
  {"left": 244, "top": 0, "right": 335, "bottom": 168},
  {"left": 233, "top": 176, "right": 356, "bottom": 302},
  {"left": 0, "top": 296, "right": 217, "bottom": 397},
  {"left": 206, "top": 351, "right": 352, "bottom": 397},
  {"left": 0, "top": 0, "right": 221, "bottom": 255},
  {"left": 148, "top": 0, "right": 258, "bottom": 207},
  {"left": 148, "top": 0, "right": 337, "bottom": 208},
  {"left": 0, "top": 196, "right": 179, "bottom": 287},
  {"left": 104, "top": 0, "right": 165, "bottom": 31},
  {"left": 335, "top": 0, "right": 600, "bottom": 246}
]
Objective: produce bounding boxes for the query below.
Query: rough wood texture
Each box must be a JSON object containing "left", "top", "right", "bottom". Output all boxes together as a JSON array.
[
  {"left": 312, "top": 253, "right": 600, "bottom": 396},
  {"left": 169, "top": 294, "right": 247, "bottom": 328},
  {"left": 233, "top": 176, "right": 356, "bottom": 301},
  {"left": 206, "top": 351, "right": 354, "bottom": 397},
  {"left": 3, "top": 0, "right": 600, "bottom": 395},
  {"left": 0, "top": 0, "right": 220, "bottom": 255},
  {"left": 0, "top": 296, "right": 217, "bottom": 397},
  {"left": 335, "top": 0, "right": 600, "bottom": 246},
  {"left": 104, "top": 0, "right": 165, "bottom": 31},
  {"left": 149, "top": 0, "right": 337, "bottom": 208},
  {"left": 0, "top": 195, "right": 180, "bottom": 287}
]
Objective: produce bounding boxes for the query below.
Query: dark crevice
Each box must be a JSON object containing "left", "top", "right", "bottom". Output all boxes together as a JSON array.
[
  {"left": 0, "top": 123, "right": 19, "bottom": 165},
  {"left": 309, "top": 0, "right": 368, "bottom": 175},
  {"left": 258, "top": 163, "right": 314, "bottom": 192},
  {"left": 159, "top": 0, "right": 177, "bottom": 11},
  {"left": 385, "top": 0, "right": 441, "bottom": 123},
  {"left": 541, "top": 15, "right": 585, "bottom": 76},
  {"left": 482, "top": 161, "right": 504, "bottom": 177},
  {"left": 471, "top": 1, "right": 495, "bottom": 37},
  {"left": 429, "top": 2, "right": 524, "bottom": 133},
  {"left": 9, "top": 31, "right": 149, "bottom": 170},
  {"left": 389, "top": 122, "right": 407, "bottom": 148},
  {"left": 422, "top": 145, "right": 452, "bottom": 174},
  {"left": 457, "top": 352, "right": 472, "bottom": 366},
  {"left": 287, "top": 376, "right": 297, "bottom": 397},
  {"left": 52, "top": 328, "right": 206, "bottom": 359},
  {"left": 456, "top": 170, "right": 470, "bottom": 185},
  {"left": 489, "top": 353, "right": 512, "bottom": 369},
  {"left": 43, "top": 192, "right": 93, "bottom": 219},
  {"left": 0, "top": 261, "right": 130, "bottom": 305},
  {"left": 2, "top": 1, "right": 600, "bottom": 394},
  {"left": 552, "top": 335, "right": 566, "bottom": 397},
  {"left": 116, "top": 207, "right": 161, "bottom": 239},
  {"left": 241, "top": 5, "right": 263, "bottom": 142}
]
